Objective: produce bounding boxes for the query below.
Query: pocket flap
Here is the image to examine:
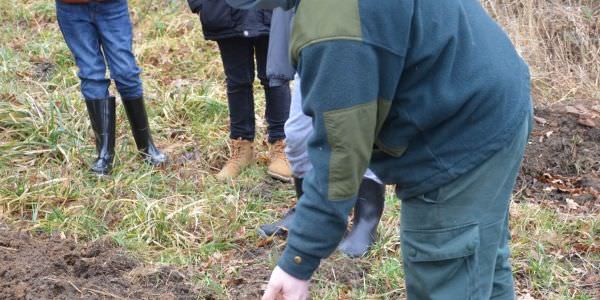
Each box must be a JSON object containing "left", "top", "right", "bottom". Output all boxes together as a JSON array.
[{"left": 402, "top": 223, "right": 479, "bottom": 262}]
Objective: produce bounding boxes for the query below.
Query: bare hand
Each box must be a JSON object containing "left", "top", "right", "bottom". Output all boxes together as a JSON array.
[{"left": 262, "top": 266, "right": 310, "bottom": 300}]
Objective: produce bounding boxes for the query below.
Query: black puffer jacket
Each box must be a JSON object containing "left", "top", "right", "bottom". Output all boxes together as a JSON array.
[{"left": 188, "top": 0, "right": 272, "bottom": 41}]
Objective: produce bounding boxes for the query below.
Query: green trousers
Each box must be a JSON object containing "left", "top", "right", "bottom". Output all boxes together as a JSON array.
[{"left": 399, "top": 112, "right": 531, "bottom": 300}]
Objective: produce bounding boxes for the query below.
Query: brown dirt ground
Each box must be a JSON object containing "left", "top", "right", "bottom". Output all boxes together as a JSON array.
[
  {"left": 517, "top": 101, "right": 600, "bottom": 212},
  {"left": 1, "top": 102, "right": 598, "bottom": 299},
  {"left": 0, "top": 223, "right": 200, "bottom": 300}
]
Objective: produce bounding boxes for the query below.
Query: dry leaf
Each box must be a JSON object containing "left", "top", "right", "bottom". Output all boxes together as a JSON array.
[
  {"left": 518, "top": 293, "right": 537, "bottom": 300},
  {"left": 577, "top": 116, "right": 596, "bottom": 128},
  {"left": 565, "top": 198, "right": 579, "bottom": 210},
  {"left": 256, "top": 238, "right": 274, "bottom": 248},
  {"left": 574, "top": 104, "right": 589, "bottom": 114},
  {"left": 564, "top": 105, "right": 581, "bottom": 114},
  {"left": 533, "top": 116, "right": 547, "bottom": 125},
  {"left": 543, "top": 186, "right": 556, "bottom": 192}
]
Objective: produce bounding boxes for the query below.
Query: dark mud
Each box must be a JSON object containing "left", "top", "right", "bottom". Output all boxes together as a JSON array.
[
  {"left": 0, "top": 225, "right": 199, "bottom": 300},
  {"left": 517, "top": 102, "right": 599, "bottom": 212}
]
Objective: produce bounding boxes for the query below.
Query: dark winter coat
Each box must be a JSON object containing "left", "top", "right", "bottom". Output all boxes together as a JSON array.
[{"left": 187, "top": 0, "right": 272, "bottom": 41}]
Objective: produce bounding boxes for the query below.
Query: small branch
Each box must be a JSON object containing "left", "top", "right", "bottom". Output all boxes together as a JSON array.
[{"left": 83, "top": 288, "right": 129, "bottom": 300}]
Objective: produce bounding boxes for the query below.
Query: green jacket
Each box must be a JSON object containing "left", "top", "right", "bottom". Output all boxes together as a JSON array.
[{"left": 229, "top": 0, "right": 532, "bottom": 280}]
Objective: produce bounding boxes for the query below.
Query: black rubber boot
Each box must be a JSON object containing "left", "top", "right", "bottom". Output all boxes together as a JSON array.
[
  {"left": 258, "top": 177, "right": 303, "bottom": 237},
  {"left": 122, "top": 97, "right": 167, "bottom": 166},
  {"left": 338, "top": 178, "right": 385, "bottom": 257},
  {"left": 85, "top": 97, "right": 116, "bottom": 175}
]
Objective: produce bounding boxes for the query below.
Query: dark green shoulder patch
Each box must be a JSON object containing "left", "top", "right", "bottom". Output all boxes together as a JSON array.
[{"left": 291, "top": 0, "right": 362, "bottom": 64}]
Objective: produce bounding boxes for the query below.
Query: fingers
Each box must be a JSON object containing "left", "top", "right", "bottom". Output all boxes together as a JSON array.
[{"left": 262, "top": 282, "right": 282, "bottom": 300}]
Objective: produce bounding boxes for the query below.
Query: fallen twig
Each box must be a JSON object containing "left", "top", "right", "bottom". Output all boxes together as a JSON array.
[
  {"left": 83, "top": 287, "right": 129, "bottom": 300},
  {"left": 0, "top": 245, "right": 17, "bottom": 251}
]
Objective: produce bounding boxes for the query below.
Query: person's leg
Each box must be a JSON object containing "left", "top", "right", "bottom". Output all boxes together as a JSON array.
[
  {"left": 258, "top": 75, "right": 309, "bottom": 237},
  {"left": 255, "top": 36, "right": 291, "bottom": 143},
  {"left": 56, "top": 1, "right": 110, "bottom": 101},
  {"left": 94, "top": 0, "right": 166, "bottom": 166},
  {"left": 254, "top": 35, "right": 292, "bottom": 181},
  {"left": 93, "top": 0, "right": 142, "bottom": 100},
  {"left": 490, "top": 211, "right": 515, "bottom": 299},
  {"left": 56, "top": 1, "right": 115, "bottom": 174},
  {"left": 84, "top": 97, "right": 116, "bottom": 174},
  {"left": 399, "top": 113, "right": 530, "bottom": 300},
  {"left": 215, "top": 37, "right": 257, "bottom": 181},
  {"left": 218, "top": 37, "right": 257, "bottom": 141},
  {"left": 284, "top": 76, "right": 313, "bottom": 178},
  {"left": 337, "top": 177, "right": 385, "bottom": 257}
]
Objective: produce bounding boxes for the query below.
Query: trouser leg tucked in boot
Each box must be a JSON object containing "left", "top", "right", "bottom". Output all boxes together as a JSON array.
[
  {"left": 85, "top": 97, "right": 116, "bottom": 175},
  {"left": 258, "top": 176, "right": 303, "bottom": 237},
  {"left": 122, "top": 97, "right": 167, "bottom": 166},
  {"left": 338, "top": 178, "right": 385, "bottom": 257}
]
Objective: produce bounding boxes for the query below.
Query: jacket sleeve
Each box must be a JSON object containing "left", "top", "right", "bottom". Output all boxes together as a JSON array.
[
  {"left": 266, "top": 8, "right": 295, "bottom": 87},
  {"left": 277, "top": 40, "right": 382, "bottom": 280},
  {"left": 187, "top": 0, "right": 203, "bottom": 13}
]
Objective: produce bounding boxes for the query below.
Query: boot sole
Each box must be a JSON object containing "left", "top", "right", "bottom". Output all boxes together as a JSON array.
[
  {"left": 91, "top": 165, "right": 112, "bottom": 176},
  {"left": 91, "top": 170, "right": 111, "bottom": 176},
  {"left": 144, "top": 157, "right": 168, "bottom": 167},
  {"left": 257, "top": 227, "right": 288, "bottom": 238},
  {"left": 267, "top": 170, "right": 292, "bottom": 183}
]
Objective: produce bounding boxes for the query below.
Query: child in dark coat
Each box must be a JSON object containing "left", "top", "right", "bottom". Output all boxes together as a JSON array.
[{"left": 188, "top": 0, "right": 291, "bottom": 182}]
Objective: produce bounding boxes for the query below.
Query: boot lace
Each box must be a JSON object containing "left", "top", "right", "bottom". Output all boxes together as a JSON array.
[
  {"left": 227, "top": 139, "right": 247, "bottom": 167},
  {"left": 271, "top": 140, "right": 287, "bottom": 161}
]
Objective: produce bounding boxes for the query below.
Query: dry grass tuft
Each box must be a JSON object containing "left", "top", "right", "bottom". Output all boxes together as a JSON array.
[{"left": 483, "top": 0, "right": 600, "bottom": 104}]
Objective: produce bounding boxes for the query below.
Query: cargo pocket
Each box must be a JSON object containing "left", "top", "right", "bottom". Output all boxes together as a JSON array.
[{"left": 402, "top": 223, "right": 481, "bottom": 300}]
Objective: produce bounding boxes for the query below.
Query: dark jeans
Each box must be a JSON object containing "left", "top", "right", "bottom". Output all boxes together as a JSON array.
[
  {"left": 216, "top": 36, "right": 291, "bottom": 143},
  {"left": 56, "top": 0, "right": 143, "bottom": 101}
]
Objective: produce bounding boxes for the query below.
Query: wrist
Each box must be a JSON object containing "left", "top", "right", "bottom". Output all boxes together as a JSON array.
[{"left": 277, "top": 246, "right": 321, "bottom": 281}]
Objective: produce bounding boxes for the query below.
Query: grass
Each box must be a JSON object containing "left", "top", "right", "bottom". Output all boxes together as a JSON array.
[
  {"left": 0, "top": 0, "right": 598, "bottom": 299},
  {"left": 482, "top": 0, "right": 600, "bottom": 105}
]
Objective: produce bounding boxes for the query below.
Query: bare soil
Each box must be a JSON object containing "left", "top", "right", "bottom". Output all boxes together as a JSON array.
[
  {"left": 517, "top": 101, "right": 600, "bottom": 212},
  {"left": 0, "top": 224, "right": 199, "bottom": 300}
]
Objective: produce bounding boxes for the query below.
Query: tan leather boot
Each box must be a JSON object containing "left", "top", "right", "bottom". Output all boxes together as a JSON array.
[
  {"left": 267, "top": 139, "right": 292, "bottom": 182},
  {"left": 216, "top": 138, "right": 255, "bottom": 181}
]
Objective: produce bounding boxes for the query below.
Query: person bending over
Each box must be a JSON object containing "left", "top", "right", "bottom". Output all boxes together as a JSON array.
[{"left": 229, "top": 0, "right": 533, "bottom": 299}]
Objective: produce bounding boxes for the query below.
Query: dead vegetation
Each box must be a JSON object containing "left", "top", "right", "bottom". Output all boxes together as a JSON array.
[{"left": 483, "top": 0, "right": 600, "bottom": 105}]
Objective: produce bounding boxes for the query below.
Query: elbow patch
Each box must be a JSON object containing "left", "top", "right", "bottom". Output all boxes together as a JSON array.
[{"left": 324, "top": 101, "right": 378, "bottom": 200}]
